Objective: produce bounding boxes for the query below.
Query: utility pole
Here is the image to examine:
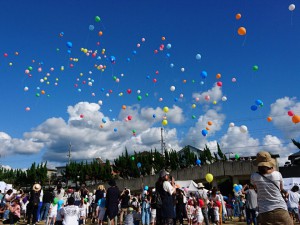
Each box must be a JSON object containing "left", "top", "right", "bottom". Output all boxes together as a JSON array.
[
  {"left": 67, "top": 142, "right": 72, "bottom": 165},
  {"left": 160, "top": 127, "right": 165, "bottom": 155}
]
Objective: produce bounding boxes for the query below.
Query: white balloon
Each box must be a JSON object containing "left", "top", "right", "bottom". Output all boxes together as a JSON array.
[
  {"left": 229, "top": 122, "right": 235, "bottom": 127},
  {"left": 98, "top": 100, "right": 103, "bottom": 105},
  {"left": 24, "top": 87, "right": 29, "bottom": 91},
  {"left": 240, "top": 125, "right": 248, "bottom": 133},
  {"left": 181, "top": 67, "right": 185, "bottom": 72},
  {"left": 88, "top": 82, "right": 93, "bottom": 86},
  {"left": 196, "top": 54, "right": 201, "bottom": 60},
  {"left": 137, "top": 90, "right": 141, "bottom": 94},
  {"left": 289, "top": 4, "right": 295, "bottom": 11},
  {"left": 170, "top": 86, "right": 176, "bottom": 91},
  {"left": 222, "top": 96, "right": 227, "bottom": 101},
  {"left": 179, "top": 94, "right": 184, "bottom": 98}
]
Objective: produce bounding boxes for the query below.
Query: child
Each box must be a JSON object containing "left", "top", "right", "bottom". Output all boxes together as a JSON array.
[
  {"left": 79, "top": 197, "right": 88, "bottom": 225},
  {"left": 194, "top": 199, "right": 203, "bottom": 225},
  {"left": 20, "top": 194, "right": 29, "bottom": 221},
  {"left": 186, "top": 199, "right": 195, "bottom": 225},
  {"left": 97, "top": 194, "right": 106, "bottom": 225},
  {"left": 3, "top": 199, "right": 21, "bottom": 224},
  {"left": 48, "top": 198, "right": 58, "bottom": 225},
  {"left": 124, "top": 207, "right": 134, "bottom": 225},
  {"left": 54, "top": 199, "right": 64, "bottom": 225},
  {"left": 213, "top": 201, "right": 221, "bottom": 225}
]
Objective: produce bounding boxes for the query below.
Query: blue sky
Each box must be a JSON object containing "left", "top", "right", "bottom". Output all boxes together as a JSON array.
[{"left": 0, "top": 0, "right": 299, "bottom": 169}]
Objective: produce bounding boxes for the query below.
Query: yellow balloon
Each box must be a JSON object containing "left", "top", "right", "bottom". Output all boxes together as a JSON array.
[
  {"left": 192, "top": 104, "right": 196, "bottom": 109},
  {"left": 163, "top": 106, "right": 169, "bottom": 113},
  {"left": 205, "top": 173, "right": 213, "bottom": 183},
  {"left": 162, "top": 119, "right": 168, "bottom": 126},
  {"left": 233, "top": 184, "right": 237, "bottom": 187}
]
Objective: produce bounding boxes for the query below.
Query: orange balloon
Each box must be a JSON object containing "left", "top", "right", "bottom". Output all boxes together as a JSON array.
[
  {"left": 292, "top": 115, "right": 300, "bottom": 124},
  {"left": 267, "top": 117, "right": 272, "bottom": 122},
  {"left": 216, "top": 73, "right": 221, "bottom": 79},
  {"left": 235, "top": 13, "right": 242, "bottom": 20},
  {"left": 208, "top": 121, "right": 213, "bottom": 126},
  {"left": 206, "top": 127, "right": 210, "bottom": 131},
  {"left": 122, "top": 105, "right": 127, "bottom": 110},
  {"left": 161, "top": 36, "right": 166, "bottom": 41},
  {"left": 98, "top": 31, "right": 103, "bottom": 36},
  {"left": 183, "top": 79, "right": 187, "bottom": 83},
  {"left": 238, "top": 27, "right": 247, "bottom": 36},
  {"left": 41, "top": 90, "right": 45, "bottom": 95}
]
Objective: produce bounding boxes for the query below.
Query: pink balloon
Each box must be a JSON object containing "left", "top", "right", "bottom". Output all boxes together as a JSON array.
[
  {"left": 232, "top": 78, "right": 237, "bottom": 82},
  {"left": 288, "top": 110, "right": 294, "bottom": 117},
  {"left": 205, "top": 95, "right": 210, "bottom": 101}
]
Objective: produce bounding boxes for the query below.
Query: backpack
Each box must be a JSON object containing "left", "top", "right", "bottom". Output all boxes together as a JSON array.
[{"left": 151, "top": 192, "right": 162, "bottom": 209}]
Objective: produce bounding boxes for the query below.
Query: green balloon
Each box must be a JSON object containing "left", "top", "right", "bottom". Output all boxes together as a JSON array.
[
  {"left": 192, "top": 115, "right": 196, "bottom": 119},
  {"left": 145, "top": 93, "right": 149, "bottom": 97},
  {"left": 95, "top": 16, "right": 101, "bottom": 22},
  {"left": 28, "top": 66, "right": 33, "bottom": 71},
  {"left": 137, "top": 95, "right": 142, "bottom": 101},
  {"left": 36, "top": 93, "right": 40, "bottom": 97},
  {"left": 53, "top": 197, "right": 58, "bottom": 204},
  {"left": 131, "top": 156, "right": 135, "bottom": 160},
  {"left": 235, "top": 154, "right": 240, "bottom": 159},
  {"left": 253, "top": 65, "right": 258, "bottom": 71}
]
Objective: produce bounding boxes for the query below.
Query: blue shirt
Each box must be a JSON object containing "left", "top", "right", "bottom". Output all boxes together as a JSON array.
[{"left": 98, "top": 198, "right": 106, "bottom": 208}]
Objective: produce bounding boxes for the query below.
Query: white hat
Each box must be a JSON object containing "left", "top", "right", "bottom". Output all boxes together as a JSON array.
[
  {"left": 33, "top": 183, "right": 41, "bottom": 192},
  {"left": 197, "top": 183, "right": 205, "bottom": 188}
]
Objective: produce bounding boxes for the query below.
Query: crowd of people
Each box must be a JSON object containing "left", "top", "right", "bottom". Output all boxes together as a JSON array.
[{"left": 0, "top": 151, "right": 299, "bottom": 225}]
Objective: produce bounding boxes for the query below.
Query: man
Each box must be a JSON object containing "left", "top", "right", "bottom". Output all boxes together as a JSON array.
[
  {"left": 196, "top": 183, "right": 209, "bottom": 225},
  {"left": 156, "top": 169, "right": 176, "bottom": 225},
  {"left": 242, "top": 184, "right": 258, "bottom": 225},
  {"left": 40, "top": 188, "right": 54, "bottom": 223},
  {"left": 61, "top": 196, "right": 80, "bottom": 225}
]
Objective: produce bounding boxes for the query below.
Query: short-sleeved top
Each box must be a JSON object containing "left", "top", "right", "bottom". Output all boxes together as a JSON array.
[
  {"left": 61, "top": 205, "right": 80, "bottom": 225},
  {"left": 287, "top": 190, "right": 300, "bottom": 209},
  {"left": 244, "top": 189, "right": 258, "bottom": 210},
  {"left": 163, "top": 181, "right": 175, "bottom": 195},
  {"left": 251, "top": 171, "right": 287, "bottom": 213}
]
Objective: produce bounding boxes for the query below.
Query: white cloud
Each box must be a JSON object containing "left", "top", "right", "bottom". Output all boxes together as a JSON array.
[{"left": 192, "top": 85, "right": 223, "bottom": 104}]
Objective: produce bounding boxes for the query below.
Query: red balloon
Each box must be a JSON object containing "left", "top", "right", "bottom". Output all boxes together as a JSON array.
[
  {"left": 80, "top": 114, "right": 84, "bottom": 118},
  {"left": 153, "top": 78, "right": 157, "bottom": 83},
  {"left": 217, "top": 81, "right": 223, "bottom": 87},
  {"left": 128, "top": 115, "right": 132, "bottom": 120},
  {"left": 3, "top": 53, "right": 8, "bottom": 57},
  {"left": 288, "top": 110, "right": 294, "bottom": 117},
  {"left": 154, "top": 50, "right": 158, "bottom": 54},
  {"left": 127, "top": 89, "right": 132, "bottom": 94}
]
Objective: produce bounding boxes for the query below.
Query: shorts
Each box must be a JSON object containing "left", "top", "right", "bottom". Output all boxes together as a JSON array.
[
  {"left": 98, "top": 207, "right": 106, "bottom": 220},
  {"left": 258, "top": 208, "right": 293, "bottom": 225},
  {"left": 151, "top": 209, "right": 156, "bottom": 223}
]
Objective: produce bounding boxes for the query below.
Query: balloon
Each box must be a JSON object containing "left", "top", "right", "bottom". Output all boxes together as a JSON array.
[
  {"left": 289, "top": 4, "right": 295, "bottom": 11},
  {"left": 217, "top": 81, "right": 222, "bottom": 87},
  {"left": 66, "top": 42, "right": 73, "bottom": 48},
  {"left": 192, "top": 104, "right": 196, "bottom": 109},
  {"left": 144, "top": 186, "right": 149, "bottom": 191},
  {"left": 181, "top": 68, "right": 185, "bottom": 72},
  {"left": 251, "top": 105, "right": 258, "bottom": 111},
  {"left": 24, "top": 87, "right": 29, "bottom": 91},
  {"left": 201, "top": 129, "right": 208, "bottom": 136},
  {"left": 196, "top": 159, "right": 201, "bottom": 165},
  {"left": 253, "top": 65, "right": 259, "bottom": 71},
  {"left": 232, "top": 78, "right": 237, "bottom": 82},
  {"left": 235, "top": 154, "right": 240, "bottom": 159},
  {"left": 89, "top": 25, "right": 95, "bottom": 31},
  {"left": 240, "top": 125, "right": 248, "bottom": 133},
  {"left": 238, "top": 27, "right": 246, "bottom": 36},
  {"left": 159, "top": 98, "right": 163, "bottom": 102},
  {"left": 229, "top": 122, "right": 235, "bottom": 127},
  {"left": 95, "top": 16, "right": 101, "bottom": 22},
  {"left": 127, "top": 89, "right": 132, "bottom": 94},
  {"left": 216, "top": 73, "right": 221, "bottom": 79},
  {"left": 80, "top": 114, "right": 84, "bottom": 118},
  {"left": 110, "top": 56, "right": 116, "bottom": 63},
  {"left": 137, "top": 162, "right": 141, "bottom": 168},
  {"left": 235, "top": 13, "right": 242, "bottom": 20},
  {"left": 114, "top": 128, "right": 118, "bottom": 132},
  {"left": 152, "top": 114, "right": 156, "bottom": 118},
  {"left": 170, "top": 86, "right": 175, "bottom": 91},
  {"left": 288, "top": 110, "right": 294, "bottom": 116},
  {"left": 234, "top": 185, "right": 240, "bottom": 192},
  {"left": 53, "top": 197, "right": 59, "bottom": 204},
  {"left": 292, "top": 115, "right": 300, "bottom": 124},
  {"left": 255, "top": 99, "right": 263, "bottom": 106},
  {"left": 25, "top": 107, "right": 30, "bottom": 111},
  {"left": 205, "top": 95, "right": 210, "bottom": 101},
  {"left": 192, "top": 115, "right": 196, "bottom": 119},
  {"left": 267, "top": 117, "right": 272, "bottom": 122},
  {"left": 131, "top": 156, "right": 135, "bottom": 160},
  {"left": 163, "top": 107, "right": 169, "bottom": 113},
  {"left": 127, "top": 115, "right": 132, "bottom": 120},
  {"left": 162, "top": 119, "right": 168, "bottom": 126},
  {"left": 166, "top": 43, "right": 172, "bottom": 49},
  {"left": 201, "top": 71, "right": 208, "bottom": 79},
  {"left": 221, "top": 96, "right": 227, "bottom": 101},
  {"left": 196, "top": 54, "right": 201, "bottom": 60},
  {"left": 98, "top": 100, "right": 103, "bottom": 105},
  {"left": 205, "top": 173, "right": 213, "bottom": 183},
  {"left": 137, "top": 96, "right": 142, "bottom": 101},
  {"left": 208, "top": 121, "right": 213, "bottom": 126},
  {"left": 170, "top": 63, "right": 174, "bottom": 68}
]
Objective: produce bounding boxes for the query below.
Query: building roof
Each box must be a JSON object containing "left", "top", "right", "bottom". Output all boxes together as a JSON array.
[{"left": 288, "top": 151, "right": 300, "bottom": 160}]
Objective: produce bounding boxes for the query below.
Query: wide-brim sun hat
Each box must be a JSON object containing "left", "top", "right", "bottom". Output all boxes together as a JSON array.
[
  {"left": 159, "top": 169, "right": 169, "bottom": 178},
  {"left": 197, "top": 183, "right": 205, "bottom": 188},
  {"left": 32, "top": 183, "right": 41, "bottom": 192},
  {"left": 253, "top": 151, "right": 276, "bottom": 167}
]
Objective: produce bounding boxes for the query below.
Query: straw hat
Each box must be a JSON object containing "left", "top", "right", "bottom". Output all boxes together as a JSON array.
[
  {"left": 32, "top": 183, "right": 41, "bottom": 192},
  {"left": 253, "top": 151, "right": 275, "bottom": 168}
]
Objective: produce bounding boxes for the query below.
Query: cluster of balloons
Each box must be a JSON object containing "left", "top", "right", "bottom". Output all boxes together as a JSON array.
[
  {"left": 288, "top": 110, "right": 300, "bottom": 124},
  {"left": 250, "top": 99, "right": 263, "bottom": 111},
  {"left": 233, "top": 184, "right": 243, "bottom": 193},
  {"left": 201, "top": 121, "right": 214, "bottom": 137}
]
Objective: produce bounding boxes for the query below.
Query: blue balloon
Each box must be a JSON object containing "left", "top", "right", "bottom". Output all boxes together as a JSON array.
[
  {"left": 153, "top": 114, "right": 156, "bottom": 118},
  {"left": 234, "top": 186, "right": 240, "bottom": 192},
  {"left": 146, "top": 75, "right": 150, "bottom": 79},
  {"left": 102, "top": 118, "right": 107, "bottom": 123},
  {"left": 132, "top": 50, "right": 137, "bottom": 55},
  {"left": 110, "top": 56, "right": 116, "bottom": 63},
  {"left": 144, "top": 185, "right": 149, "bottom": 191},
  {"left": 166, "top": 53, "right": 170, "bottom": 58},
  {"left": 137, "top": 162, "right": 141, "bottom": 168},
  {"left": 174, "top": 98, "right": 178, "bottom": 102},
  {"left": 101, "top": 88, "right": 105, "bottom": 92},
  {"left": 196, "top": 159, "right": 201, "bottom": 165},
  {"left": 66, "top": 42, "right": 73, "bottom": 48},
  {"left": 89, "top": 25, "right": 95, "bottom": 31},
  {"left": 201, "top": 71, "right": 208, "bottom": 79},
  {"left": 127, "top": 57, "right": 131, "bottom": 62},
  {"left": 201, "top": 129, "right": 208, "bottom": 136},
  {"left": 255, "top": 99, "right": 263, "bottom": 106},
  {"left": 166, "top": 43, "right": 172, "bottom": 49},
  {"left": 251, "top": 105, "right": 258, "bottom": 111},
  {"left": 67, "top": 49, "right": 71, "bottom": 54},
  {"left": 97, "top": 56, "right": 101, "bottom": 60},
  {"left": 170, "top": 63, "right": 174, "bottom": 68},
  {"left": 114, "top": 128, "right": 118, "bottom": 132}
]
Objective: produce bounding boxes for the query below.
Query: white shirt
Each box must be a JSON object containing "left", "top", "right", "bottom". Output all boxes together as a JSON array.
[
  {"left": 251, "top": 171, "right": 287, "bottom": 213},
  {"left": 61, "top": 205, "right": 80, "bottom": 225},
  {"left": 287, "top": 190, "right": 300, "bottom": 209},
  {"left": 163, "top": 181, "right": 174, "bottom": 195}
]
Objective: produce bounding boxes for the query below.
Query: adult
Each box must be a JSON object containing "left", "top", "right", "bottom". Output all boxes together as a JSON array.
[
  {"left": 242, "top": 184, "right": 258, "bottom": 225},
  {"left": 196, "top": 183, "right": 209, "bottom": 225},
  {"left": 53, "top": 183, "right": 65, "bottom": 201},
  {"left": 287, "top": 185, "right": 300, "bottom": 222},
  {"left": 251, "top": 151, "right": 293, "bottom": 225},
  {"left": 40, "top": 188, "right": 54, "bottom": 223},
  {"left": 74, "top": 187, "right": 82, "bottom": 206},
  {"left": 141, "top": 190, "right": 151, "bottom": 225},
  {"left": 61, "top": 196, "right": 80, "bottom": 225},
  {"left": 156, "top": 169, "right": 176, "bottom": 225},
  {"left": 106, "top": 179, "right": 120, "bottom": 225},
  {"left": 80, "top": 183, "right": 89, "bottom": 198},
  {"left": 27, "top": 183, "right": 41, "bottom": 225},
  {"left": 93, "top": 185, "right": 106, "bottom": 223},
  {"left": 175, "top": 188, "right": 186, "bottom": 225},
  {"left": 119, "top": 189, "right": 130, "bottom": 225}
]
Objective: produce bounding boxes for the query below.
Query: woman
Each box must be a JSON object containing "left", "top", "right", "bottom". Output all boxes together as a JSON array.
[
  {"left": 53, "top": 183, "right": 65, "bottom": 201},
  {"left": 93, "top": 185, "right": 106, "bottom": 223},
  {"left": 287, "top": 185, "right": 300, "bottom": 222},
  {"left": 27, "top": 183, "right": 41, "bottom": 225},
  {"left": 74, "top": 187, "right": 82, "bottom": 206},
  {"left": 141, "top": 190, "right": 151, "bottom": 225},
  {"left": 251, "top": 151, "right": 293, "bottom": 225},
  {"left": 119, "top": 189, "right": 130, "bottom": 225},
  {"left": 106, "top": 179, "right": 120, "bottom": 225}
]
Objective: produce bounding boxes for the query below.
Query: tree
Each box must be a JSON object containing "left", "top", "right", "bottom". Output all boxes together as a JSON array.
[
  {"left": 217, "top": 143, "right": 227, "bottom": 161},
  {"left": 292, "top": 139, "right": 300, "bottom": 149}
]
